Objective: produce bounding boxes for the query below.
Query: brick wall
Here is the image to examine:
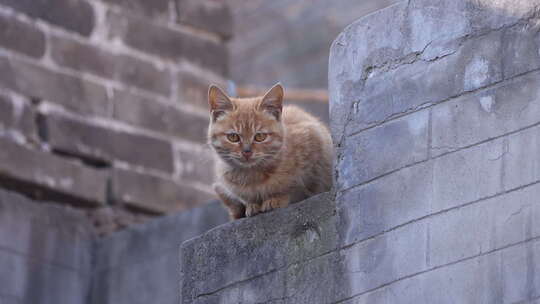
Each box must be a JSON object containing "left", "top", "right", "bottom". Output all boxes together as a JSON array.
[
  {"left": 0, "top": 0, "right": 231, "bottom": 234},
  {"left": 180, "top": 0, "right": 540, "bottom": 303}
]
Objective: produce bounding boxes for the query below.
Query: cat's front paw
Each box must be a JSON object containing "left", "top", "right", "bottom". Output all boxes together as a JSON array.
[
  {"left": 245, "top": 203, "right": 261, "bottom": 217},
  {"left": 261, "top": 197, "right": 289, "bottom": 212}
]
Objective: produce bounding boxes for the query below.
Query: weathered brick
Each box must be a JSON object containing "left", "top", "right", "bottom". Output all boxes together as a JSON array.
[
  {"left": 337, "top": 110, "right": 429, "bottom": 190},
  {"left": 432, "top": 71, "right": 540, "bottom": 156},
  {"left": 429, "top": 182, "right": 540, "bottom": 268},
  {"left": 112, "top": 168, "right": 213, "bottom": 214},
  {"left": 337, "top": 161, "right": 433, "bottom": 247},
  {"left": 108, "top": 11, "right": 228, "bottom": 76},
  {"left": 0, "top": 13, "right": 45, "bottom": 58},
  {"left": 176, "top": 0, "right": 233, "bottom": 38},
  {"left": 112, "top": 90, "right": 208, "bottom": 142},
  {"left": 50, "top": 36, "right": 171, "bottom": 96},
  {"left": 0, "top": 137, "right": 107, "bottom": 205},
  {"left": 177, "top": 146, "right": 214, "bottom": 185},
  {"left": 349, "top": 29, "right": 503, "bottom": 133},
  {"left": 177, "top": 70, "right": 222, "bottom": 109},
  {"left": 504, "top": 125, "right": 540, "bottom": 191},
  {"left": 42, "top": 113, "right": 174, "bottom": 173},
  {"left": 0, "top": 94, "right": 36, "bottom": 140},
  {"left": 100, "top": 0, "right": 171, "bottom": 20},
  {"left": 432, "top": 138, "right": 503, "bottom": 212},
  {"left": 0, "top": 56, "right": 109, "bottom": 116},
  {"left": 0, "top": 0, "right": 95, "bottom": 36}
]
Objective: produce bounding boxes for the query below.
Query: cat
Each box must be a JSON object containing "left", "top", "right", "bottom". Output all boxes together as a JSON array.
[{"left": 207, "top": 83, "right": 333, "bottom": 219}]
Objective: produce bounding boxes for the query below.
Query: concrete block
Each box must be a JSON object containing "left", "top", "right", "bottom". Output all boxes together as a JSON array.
[
  {"left": 432, "top": 138, "right": 503, "bottom": 212},
  {"left": 191, "top": 271, "right": 287, "bottom": 304},
  {"left": 337, "top": 110, "right": 429, "bottom": 190},
  {"left": 350, "top": 29, "right": 503, "bottom": 133},
  {"left": 180, "top": 193, "right": 336, "bottom": 303},
  {"left": 432, "top": 71, "right": 540, "bottom": 156},
  {"left": 94, "top": 200, "right": 228, "bottom": 272},
  {"left": 349, "top": 239, "right": 540, "bottom": 304},
  {"left": 0, "top": 189, "right": 95, "bottom": 271},
  {"left": 337, "top": 161, "right": 433, "bottom": 246},
  {"left": 504, "top": 125, "right": 540, "bottom": 191},
  {"left": 429, "top": 182, "right": 540, "bottom": 267}
]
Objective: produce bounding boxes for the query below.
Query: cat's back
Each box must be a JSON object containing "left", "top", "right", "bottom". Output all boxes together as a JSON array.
[{"left": 282, "top": 105, "right": 332, "bottom": 159}]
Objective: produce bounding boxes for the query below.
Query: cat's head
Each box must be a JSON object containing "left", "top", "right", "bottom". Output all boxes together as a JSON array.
[{"left": 207, "top": 83, "right": 285, "bottom": 168}]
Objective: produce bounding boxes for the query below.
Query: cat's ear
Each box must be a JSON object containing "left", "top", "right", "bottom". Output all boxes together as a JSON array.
[
  {"left": 259, "top": 83, "right": 284, "bottom": 120},
  {"left": 208, "top": 85, "right": 233, "bottom": 122}
]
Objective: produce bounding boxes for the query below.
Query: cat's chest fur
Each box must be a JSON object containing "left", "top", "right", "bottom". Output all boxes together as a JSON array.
[{"left": 221, "top": 165, "right": 301, "bottom": 204}]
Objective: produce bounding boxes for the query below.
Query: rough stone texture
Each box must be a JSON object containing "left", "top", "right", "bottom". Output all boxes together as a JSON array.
[
  {"left": 180, "top": 193, "right": 336, "bottom": 303},
  {"left": 0, "top": 189, "right": 95, "bottom": 304},
  {"left": 42, "top": 112, "right": 174, "bottom": 173},
  {"left": 111, "top": 168, "right": 213, "bottom": 213},
  {"left": 0, "top": 0, "right": 95, "bottom": 36},
  {"left": 0, "top": 137, "right": 107, "bottom": 206},
  {"left": 180, "top": 1, "right": 540, "bottom": 303}
]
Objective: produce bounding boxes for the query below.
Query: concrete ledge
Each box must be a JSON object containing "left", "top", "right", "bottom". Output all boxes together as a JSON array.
[{"left": 179, "top": 193, "right": 336, "bottom": 303}]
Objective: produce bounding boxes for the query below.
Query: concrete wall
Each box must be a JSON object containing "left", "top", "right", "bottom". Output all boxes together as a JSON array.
[
  {"left": 0, "top": 189, "right": 94, "bottom": 304},
  {"left": 180, "top": 0, "right": 540, "bottom": 303},
  {"left": 0, "top": 0, "right": 231, "bottom": 234},
  {"left": 0, "top": 187, "right": 228, "bottom": 304}
]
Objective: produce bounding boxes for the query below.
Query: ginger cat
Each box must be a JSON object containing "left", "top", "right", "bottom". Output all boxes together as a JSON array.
[{"left": 207, "top": 83, "right": 333, "bottom": 219}]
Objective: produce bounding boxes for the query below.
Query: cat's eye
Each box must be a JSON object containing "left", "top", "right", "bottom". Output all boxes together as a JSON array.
[
  {"left": 227, "top": 133, "right": 240, "bottom": 143},
  {"left": 254, "top": 133, "right": 267, "bottom": 142}
]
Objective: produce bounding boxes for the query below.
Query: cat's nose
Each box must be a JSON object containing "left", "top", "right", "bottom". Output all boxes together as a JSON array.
[{"left": 242, "top": 150, "right": 253, "bottom": 159}]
